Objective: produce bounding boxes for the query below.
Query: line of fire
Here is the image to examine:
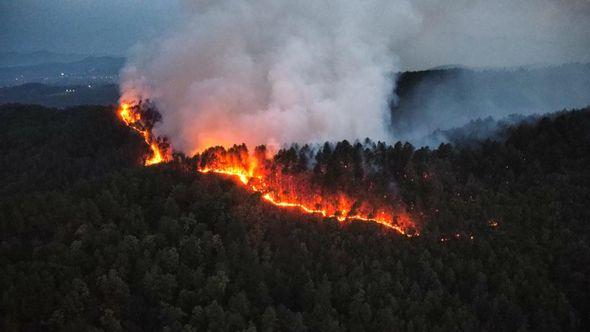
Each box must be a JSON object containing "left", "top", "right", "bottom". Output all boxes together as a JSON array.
[{"left": 117, "top": 101, "right": 419, "bottom": 236}]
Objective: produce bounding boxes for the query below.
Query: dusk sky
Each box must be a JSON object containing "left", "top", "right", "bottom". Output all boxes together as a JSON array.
[
  {"left": 1, "top": 0, "right": 589, "bottom": 69},
  {"left": 0, "top": 0, "right": 181, "bottom": 55}
]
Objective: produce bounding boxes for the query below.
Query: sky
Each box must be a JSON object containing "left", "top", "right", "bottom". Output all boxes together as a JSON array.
[
  {"left": 0, "top": 0, "right": 182, "bottom": 56},
  {"left": 1, "top": 0, "right": 589, "bottom": 69}
]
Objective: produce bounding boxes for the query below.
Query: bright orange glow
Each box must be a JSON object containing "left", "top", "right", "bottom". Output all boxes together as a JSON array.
[
  {"left": 117, "top": 102, "right": 170, "bottom": 165},
  {"left": 119, "top": 102, "right": 140, "bottom": 125},
  {"left": 198, "top": 148, "right": 418, "bottom": 236},
  {"left": 116, "top": 102, "right": 418, "bottom": 236}
]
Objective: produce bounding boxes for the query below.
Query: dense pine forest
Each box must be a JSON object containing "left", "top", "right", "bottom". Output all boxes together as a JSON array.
[{"left": 1, "top": 104, "right": 589, "bottom": 331}]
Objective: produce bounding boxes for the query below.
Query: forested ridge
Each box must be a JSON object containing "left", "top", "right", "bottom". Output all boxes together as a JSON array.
[{"left": 1, "top": 104, "right": 589, "bottom": 331}]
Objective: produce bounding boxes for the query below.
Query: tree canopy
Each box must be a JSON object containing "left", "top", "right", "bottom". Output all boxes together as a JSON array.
[{"left": 1, "top": 104, "right": 589, "bottom": 331}]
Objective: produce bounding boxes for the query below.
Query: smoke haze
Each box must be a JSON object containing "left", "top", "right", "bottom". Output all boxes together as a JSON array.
[
  {"left": 120, "top": 0, "right": 590, "bottom": 153},
  {"left": 397, "top": 0, "right": 590, "bottom": 70},
  {"left": 393, "top": 64, "right": 590, "bottom": 145}
]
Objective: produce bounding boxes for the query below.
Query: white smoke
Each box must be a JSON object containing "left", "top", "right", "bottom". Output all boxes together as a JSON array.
[
  {"left": 121, "top": 0, "right": 590, "bottom": 153},
  {"left": 120, "top": 0, "right": 422, "bottom": 153}
]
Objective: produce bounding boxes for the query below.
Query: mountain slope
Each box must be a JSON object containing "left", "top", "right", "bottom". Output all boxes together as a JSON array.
[{"left": 0, "top": 104, "right": 589, "bottom": 330}]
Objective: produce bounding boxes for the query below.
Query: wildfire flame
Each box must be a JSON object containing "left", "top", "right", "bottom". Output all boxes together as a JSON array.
[
  {"left": 197, "top": 147, "right": 418, "bottom": 236},
  {"left": 118, "top": 102, "right": 170, "bottom": 165},
  {"left": 116, "top": 102, "right": 418, "bottom": 236}
]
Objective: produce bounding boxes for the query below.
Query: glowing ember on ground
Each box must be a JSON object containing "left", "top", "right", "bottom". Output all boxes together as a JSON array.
[{"left": 488, "top": 219, "right": 499, "bottom": 228}]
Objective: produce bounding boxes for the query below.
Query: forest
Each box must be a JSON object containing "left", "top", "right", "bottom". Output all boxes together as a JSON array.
[{"left": 1, "top": 103, "right": 589, "bottom": 331}]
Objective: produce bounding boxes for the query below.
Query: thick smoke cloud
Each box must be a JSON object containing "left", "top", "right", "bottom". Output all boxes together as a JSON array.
[
  {"left": 121, "top": 0, "right": 421, "bottom": 153},
  {"left": 121, "top": 0, "right": 590, "bottom": 153},
  {"left": 398, "top": 0, "right": 590, "bottom": 70}
]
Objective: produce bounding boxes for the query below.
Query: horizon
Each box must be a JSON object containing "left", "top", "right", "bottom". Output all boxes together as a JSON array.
[
  {"left": 2, "top": 1, "right": 590, "bottom": 70},
  {"left": 3, "top": 50, "right": 590, "bottom": 73}
]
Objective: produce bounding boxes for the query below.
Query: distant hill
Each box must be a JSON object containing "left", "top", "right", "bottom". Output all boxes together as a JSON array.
[
  {"left": 0, "top": 56, "right": 125, "bottom": 87},
  {"left": 0, "top": 83, "right": 119, "bottom": 108},
  {"left": 0, "top": 51, "right": 89, "bottom": 67},
  {"left": 2, "top": 63, "right": 590, "bottom": 132},
  {"left": 392, "top": 63, "right": 590, "bottom": 144}
]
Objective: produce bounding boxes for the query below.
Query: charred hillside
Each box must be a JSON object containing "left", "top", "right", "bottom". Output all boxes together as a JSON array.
[{"left": 1, "top": 104, "right": 590, "bottom": 330}]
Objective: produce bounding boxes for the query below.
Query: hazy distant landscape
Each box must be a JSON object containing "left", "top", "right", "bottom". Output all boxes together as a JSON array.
[
  {"left": 0, "top": 52, "right": 124, "bottom": 87},
  {"left": 2, "top": 55, "right": 589, "bottom": 144}
]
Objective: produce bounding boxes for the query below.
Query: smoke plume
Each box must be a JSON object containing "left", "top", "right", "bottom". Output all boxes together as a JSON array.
[
  {"left": 120, "top": 0, "right": 422, "bottom": 153},
  {"left": 121, "top": 0, "right": 590, "bottom": 153}
]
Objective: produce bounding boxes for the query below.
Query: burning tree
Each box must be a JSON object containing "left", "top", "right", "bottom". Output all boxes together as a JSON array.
[
  {"left": 116, "top": 101, "right": 418, "bottom": 235},
  {"left": 117, "top": 100, "right": 171, "bottom": 165},
  {"left": 196, "top": 143, "right": 419, "bottom": 236}
]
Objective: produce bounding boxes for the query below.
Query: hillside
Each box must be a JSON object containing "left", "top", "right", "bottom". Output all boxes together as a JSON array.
[
  {"left": 0, "top": 83, "right": 119, "bottom": 108},
  {"left": 2, "top": 63, "right": 589, "bottom": 115},
  {"left": 0, "top": 56, "right": 125, "bottom": 87},
  {"left": 0, "top": 51, "right": 89, "bottom": 68},
  {"left": 1, "top": 104, "right": 589, "bottom": 330},
  {"left": 392, "top": 63, "right": 590, "bottom": 143}
]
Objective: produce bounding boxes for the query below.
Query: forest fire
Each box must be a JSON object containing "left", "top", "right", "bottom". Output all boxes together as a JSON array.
[
  {"left": 117, "top": 102, "right": 170, "bottom": 165},
  {"left": 197, "top": 145, "right": 418, "bottom": 236},
  {"left": 116, "top": 102, "right": 418, "bottom": 236}
]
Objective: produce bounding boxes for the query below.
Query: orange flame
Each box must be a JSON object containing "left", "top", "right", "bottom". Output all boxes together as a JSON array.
[
  {"left": 116, "top": 102, "right": 417, "bottom": 236},
  {"left": 117, "top": 102, "right": 169, "bottom": 165},
  {"left": 198, "top": 148, "right": 418, "bottom": 236}
]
